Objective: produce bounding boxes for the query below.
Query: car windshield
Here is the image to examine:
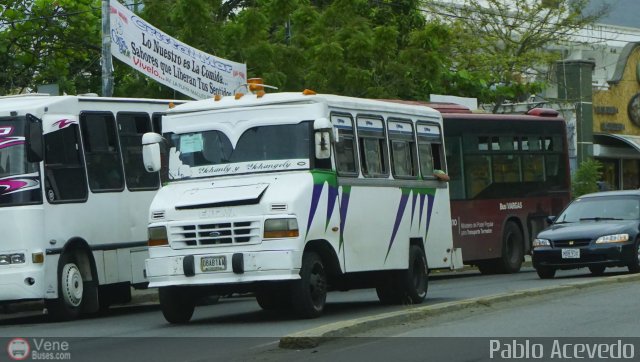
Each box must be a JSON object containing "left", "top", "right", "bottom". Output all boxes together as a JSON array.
[
  {"left": 167, "top": 122, "right": 311, "bottom": 180},
  {"left": 555, "top": 196, "right": 640, "bottom": 223}
]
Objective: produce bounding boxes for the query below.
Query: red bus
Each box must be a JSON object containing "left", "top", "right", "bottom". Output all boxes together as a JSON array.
[{"left": 435, "top": 104, "right": 571, "bottom": 273}]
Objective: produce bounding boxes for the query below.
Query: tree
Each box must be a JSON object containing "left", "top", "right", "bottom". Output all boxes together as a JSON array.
[
  {"left": 0, "top": 0, "right": 101, "bottom": 95},
  {"left": 424, "top": 0, "right": 609, "bottom": 110},
  {"left": 571, "top": 158, "right": 602, "bottom": 198}
]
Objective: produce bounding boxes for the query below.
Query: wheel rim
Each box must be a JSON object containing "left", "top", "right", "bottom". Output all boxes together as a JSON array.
[
  {"left": 61, "top": 263, "right": 83, "bottom": 307},
  {"left": 308, "top": 263, "right": 326, "bottom": 309}
]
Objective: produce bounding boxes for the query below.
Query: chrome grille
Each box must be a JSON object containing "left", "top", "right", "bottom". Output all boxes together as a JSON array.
[{"left": 169, "top": 219, "right": 261, "bottom": 248}]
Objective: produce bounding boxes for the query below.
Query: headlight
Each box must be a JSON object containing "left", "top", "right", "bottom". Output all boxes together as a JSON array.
[
  {"left": 595, "top": 234, "right": 629, "bottom": 244},
  {"left": 264, "top": 218, "right": 299, "bottom": 238},
  {"left": 0, "top": 253, "right": 26, "bottom": 265},
  {"left": 148, "top": 226, "right": 169, "bottom": 247},
  {"left": 532, "top": 238, "right": 551, "bottom": 248}
]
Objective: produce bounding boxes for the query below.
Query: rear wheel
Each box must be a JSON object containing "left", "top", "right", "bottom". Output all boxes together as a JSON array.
[
  {"left": 588, "top": 265, "right": 606, "bottom": 276},
  {"left": 499, "top": 222, "right": 524, "bottom": 273},
  {"left": 628, "top": 240, "right": 640, "bottom": 274},
  {"left": 291, "top": 252, "right": 327, "bottom": 318},
  {"left": 536, "top": 267, "right": 556, "bottom": 279},
  {"left": 159, "top": 287, "right": 196, "bottom": 324},
  {"left": 376, "top": 245, "right": 428, "bottom": 305}
]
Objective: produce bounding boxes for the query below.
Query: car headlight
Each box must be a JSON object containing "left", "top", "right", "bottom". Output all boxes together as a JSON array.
[
  {"left": 148, "top": 226, "right": 169, "bottom": 247},
  {"left": 595, "top": 234, "right": 629, "bottom": 244},
  {"left": 532, "top": 238, "right": 551, "bottom": 248},
  {"left": 264, "top": 218, "right": 299, "bottom": 238},
  {"left": 0, "top": 253, "right": 26, "bottom": 265}
]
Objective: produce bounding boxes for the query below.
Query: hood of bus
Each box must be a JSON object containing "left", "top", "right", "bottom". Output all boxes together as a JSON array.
[{"left": 149, "top": 172, "right": 314, "bottom": 222}]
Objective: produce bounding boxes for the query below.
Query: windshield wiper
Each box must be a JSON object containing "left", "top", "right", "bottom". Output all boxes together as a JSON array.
[{"left": 579, "top": 217, "right": 623, "bottom": 221}]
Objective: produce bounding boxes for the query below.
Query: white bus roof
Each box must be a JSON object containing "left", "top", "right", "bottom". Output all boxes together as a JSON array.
[
  {"left": 0, "top": 94, "right": 181, "bottom": 117},
  {"left": 166, "top": 92, "right": 441, "bottom": 119}
]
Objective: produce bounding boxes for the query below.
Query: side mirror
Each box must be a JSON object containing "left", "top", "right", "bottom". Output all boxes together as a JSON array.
[
  {"left": 142, "top": 132, "right": 164, "bottom": 172},
  {"left": 546, "top": 216, "right": 556, "bottom": 225},
  {"left": 314, "top": 117, "right": 332, "bottom": 160},
  {"left": 26, "top": 115, "right": 44, "bottom": 162}
]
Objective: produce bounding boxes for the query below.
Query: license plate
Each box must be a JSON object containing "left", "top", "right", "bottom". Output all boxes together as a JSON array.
[
  {"left": 200, "top": 255, "right": 226, "bottom": 272},
  {"left": 561, "top": 248, "right": 580, "bottom": 259}
]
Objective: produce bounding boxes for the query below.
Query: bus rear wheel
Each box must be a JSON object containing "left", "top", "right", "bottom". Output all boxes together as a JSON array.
[
  {"left": 376, "top": 245, "right": 428, "bottom": 305},
  {"left": 499, "top": 221, "right": 524, "bottom": 273},
  {"left": 159, "top": 286, "right": 196, "bottom": 324},
  {"left": 46, "top": 253, "right": 92, "bottom": 321}
]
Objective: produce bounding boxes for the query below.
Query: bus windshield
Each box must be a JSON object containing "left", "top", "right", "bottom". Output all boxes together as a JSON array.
[
  {"left": 167, "top": 122, "right": 311, "bottom": 180},
  {"left": 0, "top": 117, "right": 42, "bottom": 206}
]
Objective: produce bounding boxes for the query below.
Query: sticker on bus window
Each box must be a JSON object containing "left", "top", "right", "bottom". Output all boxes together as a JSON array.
[
  {"left": 417, "top": 124, "right": 441, "bottom": 136},
  {"left": 180, "top": 134, "right": 204, "bottom": 153},
  {"left": 357, "top": 118, "right": 383, "bottom": 130},
  {"left": 388, "top": 121, "right": 412, "bottom": 134},
  {"left": 331, "top": 116, "right": 352, "bottom": 129}
]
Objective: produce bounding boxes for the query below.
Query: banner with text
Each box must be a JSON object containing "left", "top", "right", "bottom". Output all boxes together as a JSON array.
[{"left": 109, "top": 0, "right": 246, "bottom": 99}]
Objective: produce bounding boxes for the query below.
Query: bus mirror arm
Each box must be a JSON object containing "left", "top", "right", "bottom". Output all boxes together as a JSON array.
[{"left": 142, "top": 132, "right": 164, "bottom": 173}]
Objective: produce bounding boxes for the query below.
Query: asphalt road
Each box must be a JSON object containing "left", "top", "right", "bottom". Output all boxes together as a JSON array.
[{"left": 1, "top": 266, "right": 636, "bottom": 362}]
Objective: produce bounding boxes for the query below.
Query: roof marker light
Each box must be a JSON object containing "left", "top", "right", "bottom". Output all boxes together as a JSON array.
[
  {"left": 303, "top": 89, "right": 316, "bottom": 95},
  {"left": 256, "top": 90, "right": 266, "bottom": 98},
  {"left": 235, "top": 93, "right": 244, "bottom": 100},
  {"left": 214, "top": 94, "right": 222, "bottom": 101}
]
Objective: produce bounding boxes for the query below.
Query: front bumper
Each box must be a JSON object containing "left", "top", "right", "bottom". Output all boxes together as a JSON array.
[
  {"left": 145, "top": 249, "right": 302, "bottom": 288},
  {"left": 0, "top": 266, "right": 45, "bottom": 302},
  {"left": 532, "top": 243, "right": 636, "bottom": 269}
]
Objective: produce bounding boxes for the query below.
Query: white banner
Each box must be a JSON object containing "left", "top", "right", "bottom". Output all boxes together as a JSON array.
[{"left": 109, "top": 0, "right": 247, "bottom": 99}]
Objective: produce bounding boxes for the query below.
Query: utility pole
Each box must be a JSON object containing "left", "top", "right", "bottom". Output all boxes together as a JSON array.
[{"left": 101, "top": 0, "right": 114, "bottom": 96}]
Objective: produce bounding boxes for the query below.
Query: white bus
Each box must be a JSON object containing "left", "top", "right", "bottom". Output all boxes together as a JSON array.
[
  {"left": 142, "top": 88, "right": 463, "bottom": 323},
  {"left": 0, "top": 94, "right": 179, "bottom": 320}
]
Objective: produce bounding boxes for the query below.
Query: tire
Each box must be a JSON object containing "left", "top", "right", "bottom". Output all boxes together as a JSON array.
[
  {"left": 376, "top": 245, "right": 429, "bottom": 305},
  {"left": 588, "top": 265, "right": 606, "bottom": 276},
  {"left": 159, "top": 287, "right": 196, "bottom": 324},
  {"left": 499, "top": 222, "right": 524, "bottom": 273},
  {"left": 628, "top": 240, "right": 640, "bottom": 274},
  {"left": 46, "top": 253, "right": 90, "bottom": 320},
  {"left": 291, "top": 252, "right": 327, "bottom": 318},
  {"left": 476, "top": 261, "right": 499, "bottom": 275},
  {"left": 536, "top": 267, "right": 556, "bottom": 279},
  {"left": 255, "top": 289, "right": 291, "bottom": 311}
]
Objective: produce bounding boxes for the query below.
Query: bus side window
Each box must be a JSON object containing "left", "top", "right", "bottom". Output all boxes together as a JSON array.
[
  {"left": 331, "top": 114, "right": 358, "bottom": 175},
  {"left": 416, "top": 122, "right": 444, "bottom": 178},
  {"left": 44, "top": 123, "right": 88, "bottom": 202},
  {"left": 357, "top": 116, "right": 388, "bottom": 177},
  {"left": 80, "top": 112, "right": 125, "bottom": 192},
  {"left": 388, "top": 120, "right": 417, "bottom": 179},
  {"left": 117, "top": 112, "right": 160, "bottom": 191}
]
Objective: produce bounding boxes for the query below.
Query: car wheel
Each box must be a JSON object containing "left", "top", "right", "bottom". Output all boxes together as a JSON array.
[
  {"left": 536, "top": 267, "right": 556, "bottom": 279},
  {"left": 628, "top": 240, "right": 640, "bottom": 274},
  {"left": 159, "top": 286, "right": 196, "bottom": 324},
  {"left": 588, "top": 265, "right": 606, "bottom": 276},
  {"left": 291, "top": 252, "right": 327, "bottom": 318}
]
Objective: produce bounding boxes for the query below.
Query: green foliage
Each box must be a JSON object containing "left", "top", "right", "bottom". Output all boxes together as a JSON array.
[{"left": 571, "top": 159, "right": 603, "bottom": 198}]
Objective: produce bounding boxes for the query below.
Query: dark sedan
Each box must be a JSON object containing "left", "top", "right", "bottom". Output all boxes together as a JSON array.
[{"left": 532, "top": 190, "right": 640, "bottom": 279}]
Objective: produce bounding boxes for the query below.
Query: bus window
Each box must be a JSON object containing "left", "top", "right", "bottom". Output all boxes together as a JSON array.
[
  {"left": 44, "top": 123, "right": 88, "bottom": 202},
  {"left": 445, "top": 136, "right": 465, "bottom": 199},
  {"left": 492, "top": 154, "right": 521, "bottom": 183},
  {"left": 331, "top": 114, "right": 358, "bottom": 175},
  {"left": 388, "top": 120, "right": 417, "bottom": 178},
  {"left": 464, "top": 155, "right": 491, "bottom": 198},
  {"left": 523, "top": 154, "right": 545, "bottom": 182},
  {"left": 416, "top": 122, "right": 444, "bottom": 178},
  {"left": 117, "top": 112, "right": 160, "bottom": 191},
  {"left": 80, "top": 112, "right": 124, "bottom": 192},
  {"left": 357, "top": 117, "right": 388, "bottom": 177}
]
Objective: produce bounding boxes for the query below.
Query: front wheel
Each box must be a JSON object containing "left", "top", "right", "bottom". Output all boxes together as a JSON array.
[
  {"left": 159, "top": 287, "right": 196, "bottom": 324},
  {"left": 588, "top": 265, "right": 606, "bottom": 276},
  {"left": 291, "top": 252, "right": 327, "bottom": 318},
  {"left": 536, "top": 267, "right": 556, "bottom": 279},
  {"left": 46, "top": 253, "right": 91, "bottom": 320},
  {"left": 627, "top": 240, "right": 640, "bottom": 274}
]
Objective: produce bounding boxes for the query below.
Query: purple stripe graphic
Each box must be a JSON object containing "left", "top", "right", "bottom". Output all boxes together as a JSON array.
[
  {"left": 306, "top": 183, "right": 324, "bottom": 239},
  {"left": 0, "top": 177, "right": 39, "bottom": 195},
  {"left": 0, "top": 137, "right": 25, "bottom": 149},
  {"left": 386, "top": 193, "right": 410, "bottom": 260},
  {"left": 339, "top": 191, "right": 351, "bottom": 251},
  {"left": 325, "top": 185, "right": 338, "bottom": 231},
  {"left": 418, "top": 193, "right": 426, "bottom": 229},
  {"left": 410, "top": 192, "right": 418, "bottom": 227},
  {"left": 425, "top": 194, "right": 435, "bottom": 231}
]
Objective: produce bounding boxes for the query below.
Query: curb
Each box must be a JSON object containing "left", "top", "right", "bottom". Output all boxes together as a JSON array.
[{"left": 279, "top": 273, "right": 640, "bottom": 349}]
